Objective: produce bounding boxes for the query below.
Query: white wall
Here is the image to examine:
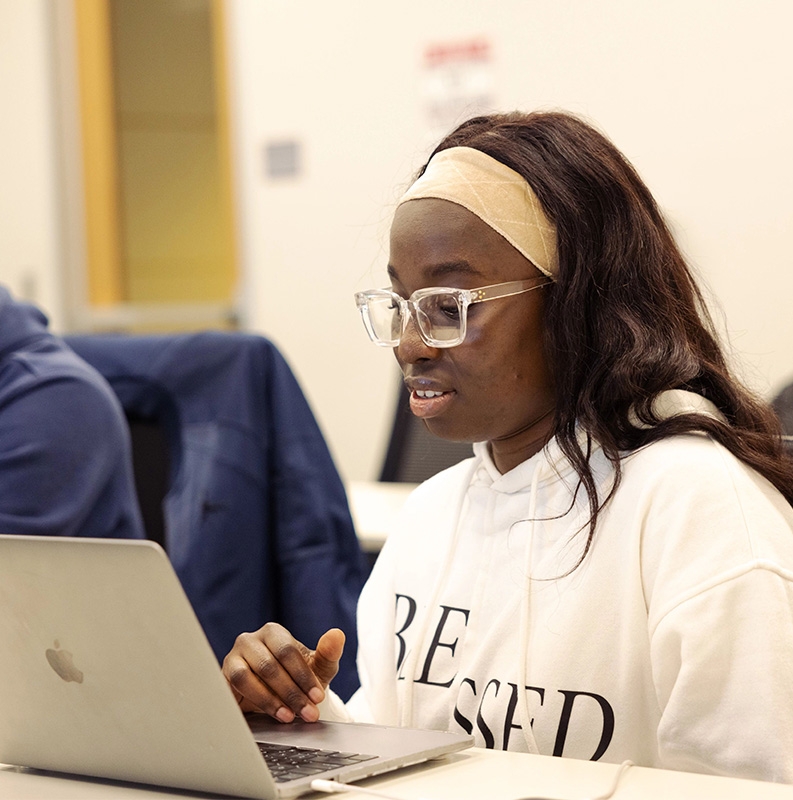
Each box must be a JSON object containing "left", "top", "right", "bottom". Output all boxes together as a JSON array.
[
  {"left": 0, "top": 0, "right": 65, "bottom": 327},
  {"left": 226, "top": 0, "right": 793, "bottom": 483}
]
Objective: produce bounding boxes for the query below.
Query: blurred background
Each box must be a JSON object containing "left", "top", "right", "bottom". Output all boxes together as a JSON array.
[{"left": 2, "top": 0, "right": 792, "bottom": 486}]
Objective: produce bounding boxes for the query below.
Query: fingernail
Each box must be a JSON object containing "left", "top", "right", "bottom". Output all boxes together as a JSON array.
[
  {"left": 276, "top": 707, "right": 294, "bottom": 723},
  {"left": 300, "top": 705, "right": 319, "bottom": 722},
  {"left": 308, "top": 687, "right": 324, "bottom": 704}
]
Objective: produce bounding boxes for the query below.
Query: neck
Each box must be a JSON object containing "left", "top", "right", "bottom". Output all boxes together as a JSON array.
[{"left": 488, "top": 406, "right": 556, "bottom": 474}]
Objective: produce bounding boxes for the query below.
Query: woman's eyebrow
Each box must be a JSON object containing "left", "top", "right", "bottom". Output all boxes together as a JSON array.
[{"left": 387, "top": 260, "right": 483, "bottom": 283}]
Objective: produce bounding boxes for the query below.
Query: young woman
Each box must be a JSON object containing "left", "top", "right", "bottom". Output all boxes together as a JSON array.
[{"left": 223, "top": 111, "right": 793, "bottom": 782}]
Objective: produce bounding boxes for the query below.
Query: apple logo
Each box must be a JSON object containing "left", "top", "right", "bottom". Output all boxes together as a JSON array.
[{"left": 45, "top": 640, "right": 84, "bottom": 684}]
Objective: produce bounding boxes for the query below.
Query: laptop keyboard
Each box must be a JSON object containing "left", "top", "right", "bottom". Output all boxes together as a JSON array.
[{"left": 257, "top": 742, "right": 377, "bottom": 783}]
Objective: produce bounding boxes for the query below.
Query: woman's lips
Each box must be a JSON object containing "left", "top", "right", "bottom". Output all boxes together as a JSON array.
[{"left": 409, "top": 388, "right": 455, "bottom": 418}]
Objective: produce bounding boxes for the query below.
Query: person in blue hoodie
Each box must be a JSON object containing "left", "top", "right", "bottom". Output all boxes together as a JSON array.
[{"left": 0, "top": 287, "right": 143, "bottom": 539}]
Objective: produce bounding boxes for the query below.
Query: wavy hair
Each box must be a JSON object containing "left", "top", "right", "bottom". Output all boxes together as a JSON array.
[{"left": 420, "top": 111, "right": 793, "bottom": 562}]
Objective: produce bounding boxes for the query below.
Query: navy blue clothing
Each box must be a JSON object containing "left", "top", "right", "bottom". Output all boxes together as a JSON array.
[
  {"left": 66, "top": 332, "right": 366, "bottom": 700},
  {"left": 0, "top": 289, "right": 143, "bottom": 539}
]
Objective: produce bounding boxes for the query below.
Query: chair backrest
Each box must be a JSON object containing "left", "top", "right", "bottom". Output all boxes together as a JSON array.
[
  {"left": 770, "top": 383, "right": 793, "bottom": 458},
  {"left": 65, "top": 331, "right": 366, "bottom": 700},
  {"left": 380, "top": 382, "right": 474, "bottom": 483},
  {"left": 773, "top": 382, "right": 793, "bottom": 433},
  {"left": 126, "top": 416, "right": 170, "bottom": 550}
]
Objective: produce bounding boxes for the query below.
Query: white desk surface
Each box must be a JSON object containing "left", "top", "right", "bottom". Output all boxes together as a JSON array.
[
  {"left": 346, "top": 480, "right": 417, "bottom": 552},
  {"left": 3, "top": 748, "right": 793, "bottom": 800}
]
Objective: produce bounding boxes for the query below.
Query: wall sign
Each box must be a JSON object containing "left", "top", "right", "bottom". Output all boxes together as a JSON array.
[{"left": 421, "top": 38, "right": 495, "bottom": 137}]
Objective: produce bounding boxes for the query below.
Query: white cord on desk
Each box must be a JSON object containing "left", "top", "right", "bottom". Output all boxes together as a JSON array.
[
  {"left": 585, "top": 760, "right": 634, "bottom": 800},
  {"left": 311, "top": 759, "right": 635, "bottom": 800}
]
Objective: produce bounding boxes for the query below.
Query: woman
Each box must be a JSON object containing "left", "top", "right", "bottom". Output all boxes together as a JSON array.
[{"left": 224, "top": 111, "right": 793, "bottom": 782}]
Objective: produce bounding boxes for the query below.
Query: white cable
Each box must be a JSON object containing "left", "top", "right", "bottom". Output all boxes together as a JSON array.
[
  {"left": 310, "top": 778, "right": 434, "bottom": 800},
  {"left": 584, "top": 760, "right": 635, "bottom": 800}
]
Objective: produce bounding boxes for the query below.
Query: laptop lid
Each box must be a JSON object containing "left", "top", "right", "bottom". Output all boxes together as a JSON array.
[{"left": 0, "top": 536, "right": 471, "bottom": 799}]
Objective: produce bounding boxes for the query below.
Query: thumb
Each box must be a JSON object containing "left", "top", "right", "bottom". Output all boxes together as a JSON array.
[{"left": 310, "top": 628, "right": 345, "bottom": 689}]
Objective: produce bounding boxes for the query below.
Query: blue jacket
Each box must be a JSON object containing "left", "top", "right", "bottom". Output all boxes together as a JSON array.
[
  {"left": 0, "top": 288, "right": 143, "bottom": 540},
  {"left": 66, "top": 332, "right": 366, "bottom": 700}
]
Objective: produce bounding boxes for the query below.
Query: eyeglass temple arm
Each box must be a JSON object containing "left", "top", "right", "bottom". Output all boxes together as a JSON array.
[{"left": 470, "top": 278, "right": 551, "bottom": 303}]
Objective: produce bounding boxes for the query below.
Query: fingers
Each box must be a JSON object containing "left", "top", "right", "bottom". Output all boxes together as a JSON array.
[
  {"left": 224, "top": 657, "right": 303, "bottom": 721},
  {"left": 222, "top": 623, "right": 330, "bottom": 723},
  {"left": 310, "top": 628, "right": 345, "bottom": 688}
]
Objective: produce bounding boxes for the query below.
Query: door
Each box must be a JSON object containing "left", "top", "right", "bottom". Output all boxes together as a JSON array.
[{"left": 74, "top": 0, "right": 238, "bottom": 331}]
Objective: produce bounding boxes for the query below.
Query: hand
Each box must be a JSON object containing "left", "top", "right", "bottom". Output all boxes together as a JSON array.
[{"left": 222, "top": 623, "right": 345, "bottom": 723}]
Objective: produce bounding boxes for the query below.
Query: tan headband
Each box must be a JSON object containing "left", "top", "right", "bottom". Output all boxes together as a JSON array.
[{"left": 397, "top": 146, "right": 558, "bottom": 278}]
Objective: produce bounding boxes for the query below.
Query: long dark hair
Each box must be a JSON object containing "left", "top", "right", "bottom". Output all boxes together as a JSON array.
[{"left": 422, "top": 110, "right": 793, "bottom": 562}]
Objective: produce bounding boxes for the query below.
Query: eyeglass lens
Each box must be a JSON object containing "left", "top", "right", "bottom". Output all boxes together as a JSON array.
[
  {"left": 367, "top": 292, "right": 464, "bottom": 345},
  {"left": 417, "top": 292, "right": 462, "bottom": 343}
]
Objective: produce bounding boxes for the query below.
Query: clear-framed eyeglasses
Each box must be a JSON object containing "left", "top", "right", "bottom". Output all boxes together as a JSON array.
[{"left": 354, "top": 278, "right": 551, "bottom": 349}]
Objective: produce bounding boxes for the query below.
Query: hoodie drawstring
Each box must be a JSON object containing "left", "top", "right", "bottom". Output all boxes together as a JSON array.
[{"left": 517, "top": 453, "right": 544, "bottom": 754}]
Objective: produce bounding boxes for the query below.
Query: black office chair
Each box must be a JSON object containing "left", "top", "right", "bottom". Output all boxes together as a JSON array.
[
  {"left": 380, "top": 382, "right": 474, "bottom": 483},
  {"left": 126, "top": 415, "right": 170, "bottom": 550},
  {"left": 771, "top": 381, "right": 793, "bottom": 458}
]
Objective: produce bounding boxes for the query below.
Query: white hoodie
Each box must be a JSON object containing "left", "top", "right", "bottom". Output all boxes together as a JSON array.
[{"left": 324, "top": 392, "right": 793, "bottom": 782}]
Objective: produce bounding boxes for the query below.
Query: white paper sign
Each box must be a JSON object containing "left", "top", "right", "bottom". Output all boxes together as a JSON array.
[{"left": 421, "top": 38, "right": 495, "bottom": 137}]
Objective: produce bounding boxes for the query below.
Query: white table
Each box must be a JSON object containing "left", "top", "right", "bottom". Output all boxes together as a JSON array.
[
  {"left": 3, "top": 748, "right": 793, "bottom": 800},
  {"left": 346, "top": 480, "right": 417, "bottom": 553}
]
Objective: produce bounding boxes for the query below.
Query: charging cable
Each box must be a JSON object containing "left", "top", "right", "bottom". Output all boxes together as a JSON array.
[
  {"left": 577, "top": 760, "right": 635, "bottom": 800},
  {"left": 513, "top": 760, "right": 636, "bottom": 800}
]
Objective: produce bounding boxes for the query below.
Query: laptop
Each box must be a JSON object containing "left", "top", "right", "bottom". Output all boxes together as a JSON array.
[{"left": 0, "top": 535, "right": 472, "bottom": 799}]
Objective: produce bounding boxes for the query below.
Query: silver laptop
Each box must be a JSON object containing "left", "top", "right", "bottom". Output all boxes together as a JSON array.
[{"left": 0, "top": 535, "right": 472, "bottom": 799}]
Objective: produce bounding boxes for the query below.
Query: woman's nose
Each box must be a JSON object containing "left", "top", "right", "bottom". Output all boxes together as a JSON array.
[{"left": 395, "top": 310, "right": 439, "bottom": 364}]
